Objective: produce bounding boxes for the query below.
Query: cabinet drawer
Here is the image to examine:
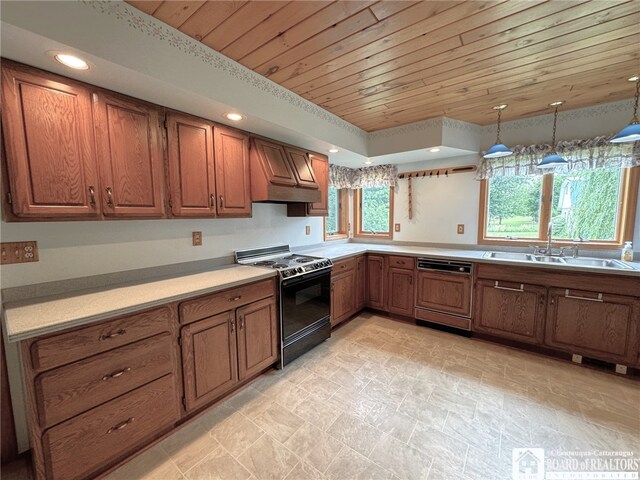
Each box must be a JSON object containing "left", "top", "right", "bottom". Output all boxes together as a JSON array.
[
  {"left": 332, "top": 257, "right": 356, "bottom": 274},
  {"left": 43, "top": 374, "right": 179, "bottom": 480},
  {"left": 30, "top": 306, "right": 175, "bottom": 371},
  {"left": 35, "top": 333, "right": 175, "bottom": 429},
  {"left": 388, "top": 255, "right": 415, "bottom": 270},
  {"left": 180, "top": 279, "right": 275, "bottom": 325}
]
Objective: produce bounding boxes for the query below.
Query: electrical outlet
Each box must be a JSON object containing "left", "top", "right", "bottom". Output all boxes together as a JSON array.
[
  {"left": 457, "top": 224, "right": 465, "bottom": 234},
  {"left": 305, "top": 225, "right": 311, "bottom": 236},
  {"left": 615, "top": 364, "right": 628, "bottom": 375},
  {"left": 571, "top": 354, "right": 583, "bottom": 364},
  {"left": 394, "top": 223, "right": 400, "bottom": 232},
  {"left": 0, "top": 241, "right": 39, "bottom": 265},
  {"left": 192, "top": 232, "right": 202, "bottom": 246}
]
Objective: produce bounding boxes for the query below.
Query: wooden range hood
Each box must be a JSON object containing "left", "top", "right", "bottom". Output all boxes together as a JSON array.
[{"left": 250, "top": 137, "right": 321, "bottom": 203}]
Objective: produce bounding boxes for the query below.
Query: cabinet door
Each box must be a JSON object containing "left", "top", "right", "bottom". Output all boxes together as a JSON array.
[
  {"left": 356, "top": 256, "right": 367, "bottom": 311},
  {"left": 306, "top": 154, "right": 329, "bottom": 215},
  {"left": 284, "top": 147, "right": 318, "bottom": 190},
  {"left": 474, "top": 279, "right": 546, "bottom": 345},
  {"left": 214, "top": 126, "right": 251, "bottom": 217},
  {"left": 252, "top": 138, "right": 297, "bottom": 186},
  {"left": 167, "top": 112, "right": 216, "bottom": 217},
  {"left": 93, "top": 92, "right": 166, "bottom": 217},
  {"left": 388, "top": 267, "right": 414, "bottom": 316},
  {"left": 366, "top": 255, "right": 386, "bottom": 310},
  {"left": 416, "top": 270, "right": 470, "bottom": 317},
  {"left": 181, "top": 311, "right": 238, "bottom": 412},
  {"left": 331, "top": 271, "right": 355, "bottom": 326},
  {"left": 545, "top": 288, "right": 639, "bottom": 364},
  {"left": 1, "top": 64, "right": 100, "bottom": 217},
  {"left": 236, "top": 297, "right": 278, "bottom": 380}
]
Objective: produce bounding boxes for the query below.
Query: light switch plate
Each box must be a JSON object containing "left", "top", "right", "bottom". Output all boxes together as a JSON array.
[
  {"left": 192, "top": 232, "right": 202, "bottom": 246},
  {"left": 305, "top": 225, "right": 311, "bottom": 235},
  {"left": 0, "top": 241, "right": 39, "bottom": 265},
  {"left": 394, "top": 223, "right": 400, "bottom": 232},
  {"left": 457, "top": 224, "right": 465, "bottom": 234}
]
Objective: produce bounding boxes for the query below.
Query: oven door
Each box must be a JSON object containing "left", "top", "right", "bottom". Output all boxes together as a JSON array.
[{"left": 280, "top": 269, "right": 331, "bottom": 345}]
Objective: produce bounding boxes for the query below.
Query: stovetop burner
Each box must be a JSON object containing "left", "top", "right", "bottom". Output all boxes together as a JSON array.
[
  {"left": 273, "top": 263, "right": 289, "bottom": 269},
  {"left": 254, "top": 260, "right": 276, "bottom": 266},
  {"left": 235, "top": 245, "right": 332, "bottom": 280}
]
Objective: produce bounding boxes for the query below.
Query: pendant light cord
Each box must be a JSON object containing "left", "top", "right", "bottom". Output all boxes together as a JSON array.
[
  {"left": 496, "top": 108, "right": 502, "bottom": 143},
  {"left": 551, "top": 104, "right": 559, "bottom": 151},
  {"left": 632, "top": 78, "right": 639, "bottom": 124}
]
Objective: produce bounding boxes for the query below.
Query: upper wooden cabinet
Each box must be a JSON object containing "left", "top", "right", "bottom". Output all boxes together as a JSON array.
[
  {"left": 287, "top": 153, "right": 329, "bottom": 217},
  {"left": 93, "top": 92, "right": 166, "bottom": 218},
  {"left": 214, "top": 126, "right": 251, "bottom": 217},
  {"left": 252, "top": 138, "right": 297, "bottom": 187},
  {"left": 284, "top": 147, "right": 318, "bottom": 190},
  {"left": 1, "top": 63, "right": 100, "bottom": 218},
  {"left": 167, "top": 112, "right": 216, "bottom": 217}
]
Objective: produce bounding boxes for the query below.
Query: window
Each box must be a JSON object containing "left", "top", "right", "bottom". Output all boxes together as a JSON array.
[
  {"left": 479, "top": 167, "right": 639, "bottom": 248},
  {"left": 355, "top": 186, "right": 393, "bottom": 238},
  {"left": 324, "top": 187, "right": 349, "bottom": 240}
]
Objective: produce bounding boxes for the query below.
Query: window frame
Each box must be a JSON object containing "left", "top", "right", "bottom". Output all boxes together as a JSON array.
[
  {"left": 478, "top": 167, "right": 639, "bottom": 249},
  {"left": 354, "top": 186, "right": 394, "bottom": 239},
  {"left": 323, "top": 187, "right": 349, "bottom": 241}
]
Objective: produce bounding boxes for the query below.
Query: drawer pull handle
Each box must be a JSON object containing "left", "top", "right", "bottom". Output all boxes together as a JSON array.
[
  {"left": 100, "top": 329, "right": 126, "bottom": 340},
  {"left": 564, "top": 289, "right": 603, "bottom": 302},
  {"left": 88, "top": 186, "right": 96, "bottom": 208},
  {"left": 107, "top": 417, "right": 134, "bottom": 434},
  {"left": 239, "top": 316, "right": 245, "bottom": 330},
  {"left": 219, "top": 195, "right": 224, "bottom": 209},
  {"left": 106, "top": 186, "right": 114, "bottom": 207},
  {"left": 210, "top": 194, "right": 215, "bottom": 208},
  {"left": 229, "top": 295, "right": 241, "bottom": 302},
  {"left": 102, "top": 367, "right": 131, "bottom": 381},
  {"left": 494, "top": 281, "right": 524, "bottom": 292},
  {"left": 230, "top": 318, "right": 235, "bottom": 334}
]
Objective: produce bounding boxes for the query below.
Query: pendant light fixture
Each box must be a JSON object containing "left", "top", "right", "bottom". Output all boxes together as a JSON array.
[
  {"left": 483, "top": 104, "right": 512, "bottom": 158},
  {"left": 611, "top": 75, "right": 640, "bottom": 143},
  {"left": 537, "top": 101, "right": 567, "bottom": 169}
]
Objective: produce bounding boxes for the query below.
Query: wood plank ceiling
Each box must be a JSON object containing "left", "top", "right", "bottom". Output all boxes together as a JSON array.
[{"left": 126, "top": 0, "right": 640, "bottom": 132}]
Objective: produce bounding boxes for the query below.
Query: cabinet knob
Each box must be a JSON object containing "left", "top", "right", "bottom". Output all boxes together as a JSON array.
[
  {"left": 105, "top": 186, "right": 114, "bottom": 207},
  {"left": 219, "top": 195, "right": 224, "bottom": 209},
  {"left": 210, "top": 194, "right": 215, "bottom": 208},
  {"left": 88, "top": 186, "right": 96, "bottom": 208},
  {"left": 239, "top": 316, "right": 245, "bottom": 330}
]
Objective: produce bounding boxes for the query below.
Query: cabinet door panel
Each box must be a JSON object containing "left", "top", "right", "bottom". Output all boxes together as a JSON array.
[
  {"left": 332, "top": 271, "right": 355, "bottom": 326},
  {"left": 416, "top": 271, "right": 470, "bottom": 317},
  {"left": 366, "top": 255, "right": 386, "bottom": 310},
  {"left": 307, "top": 154, "right": 328, "bottom": 215},
  {"left": 1, "top": 65, "right": 99, "bottom": 217},
  {"left": 237, "top": 297, "right": 278, "bottom": 380},
  {"left": 285, "top": 147, "right": 318, "bottom": 189},
  {"left": 167, "top": 113, "right": 215, "bottom": 216},
  {"left": 545, "top": 288, "right": 639, "bottom": 364},
  {"left": 388, "top": 267, "right": 414, "bottom": 316},
  {"left": 181, "top": 311, "right": 238, "bottom": 412},
  {"left": 474, "top": 279, "right": 546, "bottom": 344},
  {"left": 94, "top": 93, "right": 165, "bottom": 217},
  {"left": 356, "top": 256, "right": 366, "bottom": 311},
  {"left": 252, "top": 138, "right": 296, "bottom": 186},
  {"left": 215, "top": 126, "right": 251, "bottom": 217}
]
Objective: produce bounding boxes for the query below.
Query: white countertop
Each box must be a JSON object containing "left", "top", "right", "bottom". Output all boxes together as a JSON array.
[{"left": 3, "top": 265, "right": 276, "bottom": 342}]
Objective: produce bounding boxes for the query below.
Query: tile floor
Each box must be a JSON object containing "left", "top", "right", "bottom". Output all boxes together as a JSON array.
[{"left": 4, "top": 312, "right": 639, "bottom": 480}]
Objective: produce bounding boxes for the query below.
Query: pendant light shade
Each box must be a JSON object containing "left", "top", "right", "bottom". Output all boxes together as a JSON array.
[
  {"left": 483, "top": 105, "right": 512, "bottom": 158},
  {"left": 537, "top": 101, "right": 567, "bottom": 169},
  {"left": 611, "top": 76, "right": 640, "bottom": 143}
]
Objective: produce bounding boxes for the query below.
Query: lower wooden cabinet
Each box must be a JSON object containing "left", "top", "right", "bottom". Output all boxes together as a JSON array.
[
  {"left": 181, "top": 295, "right": 278, "bottom": 413},
  {"left": 331, "top": 269, "right": 355, "bottom": 326},
  {"left": 355, "top": 256, "right": 366, "bottom": 311},
  {"left": 416, "top": 270, "right": 470, "bottom": 317},
  {"left": 545, "top": 288, "right": 640, "bottom": 365},
  {"left": 474, "top": 279, "right": 547, "bottom": 345},
  {"left": 388, "top": 267, "right": 414, "bottom": 316},
  {"left": 366, "top": 255, "right": 386, "bottom": 310}
]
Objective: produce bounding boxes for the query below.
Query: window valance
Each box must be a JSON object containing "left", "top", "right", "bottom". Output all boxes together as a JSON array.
[
  {"left": 477, "top": 136, "right": 640, "bottom": 179},
  {"left": 329, "top": 164, "right": 398, "bottom": 188}
]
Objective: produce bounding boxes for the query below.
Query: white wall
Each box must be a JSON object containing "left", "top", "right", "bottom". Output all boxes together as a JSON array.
[
  {"left": 0, "top": 204, "right": 323, "bottom": 288},
  {"left": 393, "top": 156, "right": 480, "bottom": 245}
]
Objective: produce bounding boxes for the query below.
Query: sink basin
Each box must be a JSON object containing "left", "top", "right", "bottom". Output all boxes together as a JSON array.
[
  {"left": 484, "top": 252, "right": 535, "bottom": 261},
  {"left": 533, "top": 256, "right": 566, "bottom": 264},
  {"left": 563, "top": 257, "right": 633, "bottom": 269}
]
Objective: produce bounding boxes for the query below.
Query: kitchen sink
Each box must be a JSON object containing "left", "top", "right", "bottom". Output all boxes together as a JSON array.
[
  {"left": 563, "top": 257, "right": 634, "bottom": 269},
  {"left": 532, "top": 256, "right": 566, "bottom": 264},
  {"left": 484, "top": 252, "right": 535, "bottom": 261}
]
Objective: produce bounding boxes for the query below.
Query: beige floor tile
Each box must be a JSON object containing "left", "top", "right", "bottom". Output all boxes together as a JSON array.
[
  {"left": 292, "top": 393, "right": 344, "bottom": 431},
  {"left": 365, "top": 402, "right": 417, "bottom": 443},
  {"left": 369, "top": 433, "right": 432, "bottom": 480},
  {"left": 185, "top": 446, "right": 252, "bottom": 480},
  {"left": 269, "top": 383, "right": 310, "bottom": 411},
  {"left": 160, "top": 422, "right": 221, "bottom": 473},
  {"left": 298, "top": 373, "right": 342, "bottom": 400},
  {"left": 284, "top": 422, "right": 344, "bottom": 473},
  {"left": 360, "top": 379, "right": 407, "bottom": 407},
  {"left": 283, "top": 461, "right": 325, "bottom": 480},
  {"left": 409, "top": 422, "right": 468, "bottom": 470},
  {"left": 253, "top": 404, "right": 305, "bottom": 444},
  {"left": 428, "top": 387, "right": 477, "bottom": 420},
  {"left": 324, "top": 446, "right": 394, "bottom": 480},
  {"left": 209, "top": 412, "right": 265, "bottom": 458},
  {"left": 443, "top": 411, "right": 500, "bottom": 453},
  {"left": 330, "top": 385, "right": 378, "bottom": 420},
  {"left": 328, "top": 364, "right": 370, "bottom": 391},
  {"left": 107, "top": 445, "right": 184, "bottom": 480},
  {"left": 326, "top": 412, "right": 381, "bottom": 457},
  {"left": 356, "top": 361, "right": 399, "bottom": 385},
  {"left": 237, "top": 434, "right": 299, "bottom": 480},
  {"left": 222, "top": 387, "right": 276, "bottom": 420},
  {"left": 578, "top": 401, "right": 640, "bottom": 436},
  {"left": 400, "top": 393, "right": 449, "bottom": 430},
  {"left": 463, "top": 445, "right": 511, "bottom": 480}
]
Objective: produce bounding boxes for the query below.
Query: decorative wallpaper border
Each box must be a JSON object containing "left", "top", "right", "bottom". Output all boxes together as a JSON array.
[{"left": 84, "top": 0, "right": 368, "bottom": 140}]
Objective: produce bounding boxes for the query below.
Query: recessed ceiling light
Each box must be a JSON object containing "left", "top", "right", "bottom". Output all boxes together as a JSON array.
[
  {"left": 328, "top": 148, "right": 339, "bottom": 153},
  {"left": 549, "top": 100, "right": 565, "bottom": 107},
  {"left": 628, "top": 75, "right": 640, "bottom": 82},
  {"left": 493, "top": 104, "right": 508, "bottom": 110},
  {"left": 364, "top": 160, "right": 372, "bottom": 165},
  {"left": 224, "top": 112, "right": 243, "bottom": 121},
  {"left": 430, "top": 148, "right": 441, "bottom": 153},
  {"left": 54, "top": 54, "right": 89, "bottom": 70}
]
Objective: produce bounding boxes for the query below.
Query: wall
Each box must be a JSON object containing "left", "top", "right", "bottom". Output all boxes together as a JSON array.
[{"left": 0, "top": 204, "right": 323, "bottom": 289}]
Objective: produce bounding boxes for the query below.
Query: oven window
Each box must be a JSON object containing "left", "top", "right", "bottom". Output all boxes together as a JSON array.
[{"left": 282, "top": 274, "right": 330, "bottom": 341}]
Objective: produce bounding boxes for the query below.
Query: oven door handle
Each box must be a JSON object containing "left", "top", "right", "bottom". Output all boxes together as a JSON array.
[{"left": 281, "top": 267, "right": 332, "bottom": 287}]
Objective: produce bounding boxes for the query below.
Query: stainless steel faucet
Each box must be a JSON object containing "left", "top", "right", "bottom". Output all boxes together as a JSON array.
[{"left": 546, "top": 221, "right": 553, "bottom": 255}]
